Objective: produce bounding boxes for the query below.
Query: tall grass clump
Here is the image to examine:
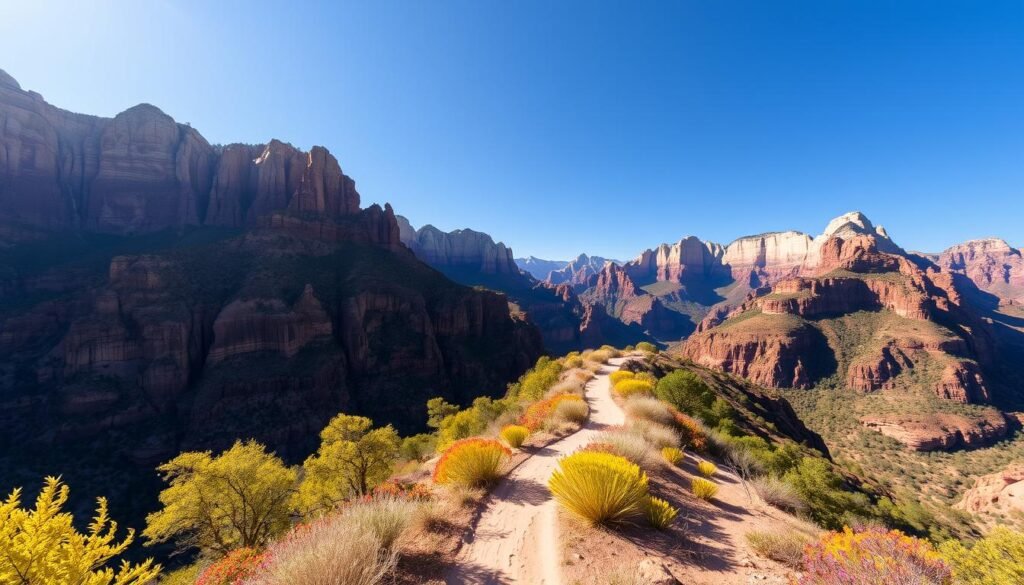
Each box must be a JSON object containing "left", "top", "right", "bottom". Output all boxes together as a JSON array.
[
  {"left": 247, "top": 515, "right": 398, "bottom": 585},
  {"left": 798, "top": 527, "right": 951, "bottom": 585},
  {"left": 629, "top": 420, "right": 681, "bottom": 449},
  {"left": 433, "top": 438, "right": 510, "bottom": 487},
  {"left": 697, "top": 461, "right": 718, "bottom": 478},
  {"left": 596, "top": 429, "right": 655, "bottom": 467},
  {"left": 344, "top": 496, "right": 420, "bottom": 550},
  {"left": 614, "top": 379, "right": 654, "bottom": 398},
  {"left": 751, "top": 476, "right": 806, "bottom": 513},
  {"left": 661, "top": 447, "right": 684, "bottom": 466},
  {"left": 499, "top": 425, "right": 530, "bottom": 448},
  {"left": 746, "top": 530, "right": 808, "bottom": 568},
  {"left": 624, "top": 395, "right": 675, "bottom": 426},
  {"left": 645, "top": 496, "right": 678, "bottom": 530},
  {"left": 691, "top": 477, "right": 718, "bottom": 501},
  {"left": 548, "top": 451, "right": 649, "bottom": 525},
  {"left": 584, "top": 349, "right": 613, "bottom": 364},
  {"left": 520, "top": 394, "right": 585, "bottom": 430},
  {"left": 553, "top": 398, "right": 590, "bottom": 425}
]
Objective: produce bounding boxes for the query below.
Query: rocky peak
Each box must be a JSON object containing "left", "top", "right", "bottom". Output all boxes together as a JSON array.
[
  {"left": 547, "top": 253, "right": 618, "bottom": 289},
  {"left": 0, "top": 68, "right": 22, "bottom": 90},
  {"left": 938, "top": 238, "right": 1024, "bottom": 301},
  {"left": 398, "top": 220, "right": 519, "bottom": 275}
]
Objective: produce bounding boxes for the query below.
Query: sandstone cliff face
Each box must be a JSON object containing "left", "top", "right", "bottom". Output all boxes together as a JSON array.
[
  {"left": 397, "top": 216, "right": 519, "bottom": 276},
  {"left": 0, "top": 71, "right": 360, "bottom": 236},
  {"left": 938, "top": 238, "right": 1024, "bottom": 303},
  {"left": 859, "top": 410, "right": 1009, "bottom": 451},
  {"left": 955, "top": 463, "right": 1024, "bottom": 528}
]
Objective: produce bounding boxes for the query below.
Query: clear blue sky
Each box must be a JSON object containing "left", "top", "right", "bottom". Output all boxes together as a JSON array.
[{"left": 2, "top": 1, "right": 1021, "bottom": 260}]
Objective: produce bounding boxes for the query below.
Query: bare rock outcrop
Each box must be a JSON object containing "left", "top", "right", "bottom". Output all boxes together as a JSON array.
[
  {"left": 397, "top": 217, "right": 519, "bottom": 276},
  {"left": 956, "top": 463, "right": 1024, "bottom": 524},
  {"left": 546, "top": 253, "right": 618, "bottom": 289},
  {"left": 860, "top": 410, "right": 1010, "bottom": 451},
  {"left": 938, "top": 238, "right": 1024, "bottom": 302}
]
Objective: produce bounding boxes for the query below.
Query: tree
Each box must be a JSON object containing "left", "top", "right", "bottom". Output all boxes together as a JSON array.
[
  {"left": 0, "top": 476, "right": 161, "bottom": 585},
  {"left": 144, "top": 440, "right": 296, "bottom": 555},
  {"left": 296, "top": 414, "right": 400, "bottom": 515},
  {"left": 939, "top": 527, "right": 1024, "bottom": 585},
  {"left": 426, "top": 397, "right": 460, "bottom": 429}
]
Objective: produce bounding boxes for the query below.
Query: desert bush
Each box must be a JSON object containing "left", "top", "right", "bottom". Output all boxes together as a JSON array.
[
  {"left": 614, "top": 379, "right": 654, "bottom": 398},
  {"left": 0, "top": 477, "right": 161, "bottom": 585},
  {"left": 798, "top": 527, "right": 952, "bottom": 585},
  {"left": 655, "top": 370, "right": 714, "bottom": 415},
  {"left": 564, "top": 353, "right": 584, "bottom": 368},
  {"left": 629, "top": 420, "right": 681, "bottom": 449},
  {"left": 609, "top": 370, "right": 636, "bottom": 386},
  {"left": 550, "top": 378, "right": 585, "bottom": 396},
  {"left": 344, "top": 497, "right": 419, "bottom": 550},
  {"left": 697, "top": 461, "right": 718, "bottom": 478},
  {"left": 400, "top": 433, "right": 436, "bottom": 461},
  {"left": 671, "top": 410, "right": 708, "bottom": 451},
  {"left": 751, "top": 476, "right": 806, "bottom": 513},
  {"left": 783, "top": 457, "right": 871, "bottom": 530},
  {"left": 433, "top": 438, "right": 510, "bottom": 487},
  {"left": 636, "top": 341, "right": 658, "bottom": 353},
  {"left": 661, "top": 447, "right": 684, "bottom": 466},
  {"left": 645, "top": 496, "right": 678, "bottom": 530},
  {"left": 196, "top": 548, "right": 265, "bottom": 585},
  {"left": 548, "top": 451, "right": 649, "bottom": 525},
  {"left": 247, "top": 515, "right": 397, "bottom": 585},
  {"left": 624, "top": 395, "right": 675, "bottom": 426},
  {"left": 521, "top": 393, "right": 585, "bottom": 430},
  {"left": 553, "top": 398, "right": 590, "bottom": 425},
  {"left": 691, "top": 477, "right": 718, "bottom": 501},
  {"left": 938, "top": 527, "right": 1024, "bottom": 585},
  {"left": 371, "top": 480, "right": 431, "bottom": 501},
  {"left": 586, "top": 349, "right": 613, "bottom": 364},
  {"left": 160, "top": 565, "right": 201, "bottom": 585},
  {"left": 508, "top": 356, "right": 564, "bottom": 401},
  {"left": 596, "top": 429, "right": 655, "bottom": 467},
  {"left": 746, "top": 530, "right": 807, "bottom": 568},
  {"left": 500, "top": 424, "right": 530, "bottom": 448},
  {"left": 599, "top": 345, "right": 623, "bottom": 358}
]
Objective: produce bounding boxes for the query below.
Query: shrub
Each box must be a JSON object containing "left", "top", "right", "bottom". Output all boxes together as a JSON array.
[
  {"left": 433, "top": 438, "right": 510, "bottom": 487},
  {"left": 938, "top": 527, "right": 1024, "bottom": 585},
  {"left": 0, "top": 477, "right": 161, "bottom": 585},
  {"left": 599, "top": 345, "right": 623, "bottom": 358},
  {"left": 645, "top": 497, "right": 678, "bottom": 530},
  {"left": 196, "top": 548, "right": 266, "bottom": 585},
  {"left": 500, "top": 424, "right": 530, "bottom": 448},
  {"left": 636, "top": 341, "right": 658, "bottom": 353},
  {"left": 655, "top": 370, "right": 714, "bottom": 415},
  {"left": 548, "top": 451, "right": 649, "bottom": 525},
  {"left": 671, "top": 410, "right": 707, "bottom": 451},
  {"left": 508, "top": 356, "right": 564, "bottom": 401},
  {"left": 661, "top": 447, "right": 684, "bottom": 466},
  {"left": 691, "top": 477, "right": 718, "bottom": 501},
  {"left": 160, "top": 565, "right": 201, "bottom": 585},
  {"left": 783, "top": 457, "right": 871, "bottom": 529},
  {"left": 564, "top": 354, "right": 584, "bottom": 368},
  {"left": 344, "top": 496, "right": 419, "bottom": 550},
  {"left": 596, "top": 429, "right": 655, "bottom": 467},
  {"left": 553, "top": 398, "right": 590, "bottom": 425},
  {"left": 746, "top": 531, "right": 806, "bottom": 568},
  {"left": 614, "top": 379, "right": 654, "bottom": 398},
  {"left": 624, "top": 396, "right": 675, "bottom": 426},
  {"left": 371, "top": 480, "right": 431, "bottom": 501},
  {"left": 609, "top": 370, "right": 636, "bottom": 386},
  {"left": 400, "top": 433, "right": 436, "bottom": 461},
  {"left": 751, "top": 476, "right": 806, "bottom": 513},
  {"left": 248, "top": 515, "right": 397, "bottom": 585},
  {"left": 629, "top": 420, "right": 681, "bottom": 449},
  {"left": 520, "top": 394, "right": 585, "bottom": 430},
  {"left": 697, "top": 461, "right": 718, "bottom": 478},
  {"left": 798, "top": 527, "right": 952, "bottom": 585}
]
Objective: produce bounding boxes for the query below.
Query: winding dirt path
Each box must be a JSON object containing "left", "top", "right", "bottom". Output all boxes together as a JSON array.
[{"left": 445, "top": 358, "right": 629, "bottom": 585}]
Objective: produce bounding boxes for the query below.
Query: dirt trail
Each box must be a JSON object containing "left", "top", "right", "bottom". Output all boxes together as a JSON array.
[{"left": 445, "top": 358, "right": 628, "bottom": 585}]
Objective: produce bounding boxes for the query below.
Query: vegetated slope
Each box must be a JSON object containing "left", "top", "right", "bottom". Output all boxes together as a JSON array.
[
  {"left": 0, "top": 70, "right": 542, "bottom": 531},
  {"left": 677, "top": 230, "right": 1024, "bottom": 535}
]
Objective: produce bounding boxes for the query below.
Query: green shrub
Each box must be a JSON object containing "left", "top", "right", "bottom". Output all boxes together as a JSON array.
[
  {"left": 400, "top": 433, "right": 436, "bottom": 461},
  {"left": 691, "top": 477, "right": 718, "bottom": 501},
  {"left": 655, "top": 370, "right": 714, "bottom": 415},
  {"left": 636, "top": 341, "right": 658, "bottom": 353},
  {"left": 783, "top": 457, "right": 871, "bottom": 529},
  {"left": 661, "top": 447, "right": 684, "bottom": 466},
  {"left": 938, "top": 527, "right": 1024, "bottom": 585},
  {"left": 509, "top": 356, "right": 563, "bottom": 401},
  {"left": 645, "top": 497, "right": 678, "bottom": 530},
  {"left": 548, "top": 451, "right": 649, "bottom": 525},
  {"left": 500, "top": 425, "right": 530, "bottom": 448},
  {"left": 697, "top": 461, "right": 718, "bottom": 478},
  {"left": 433, "top": 438, "right": 510, "bottom": 487}
]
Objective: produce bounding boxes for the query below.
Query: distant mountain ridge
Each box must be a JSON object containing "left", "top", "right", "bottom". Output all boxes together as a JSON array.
[{"left": 515, "top": 256, "right": 568, "bottom": 279}]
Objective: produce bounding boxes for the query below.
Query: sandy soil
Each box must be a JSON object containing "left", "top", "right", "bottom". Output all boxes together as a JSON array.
[{"left": 444, "top": 358, "right": 628, "bottom": 585}]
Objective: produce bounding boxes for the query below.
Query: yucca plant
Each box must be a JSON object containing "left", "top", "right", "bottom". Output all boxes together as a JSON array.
[
  {"left": 661, "top": 447, "right": 684, "bottom": 466},
  {"left": 548, "top": 451, "right": 649, "bottom": 525},
  {"left": 645, "top": 496, "right": 678, "bottom": 530},
  {"left": 499, "top": 425, "right": 530, "bottom": 449},
  {"left": 697, "top": 461, "right": 718, "bottom": 478},
  {"left": 433, "top": 438, "right": 510, "bottom": 487},
  {"left": 691, "top": 477, "right": 718, "bottom": 501}
]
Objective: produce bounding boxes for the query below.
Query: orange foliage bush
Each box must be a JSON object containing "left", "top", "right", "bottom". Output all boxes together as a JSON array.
[
  {"left": 196, "top": 547, "right": 267, "bottom": 585},
  {"left": 671, "top": 409, "right": 707, "bottom": 451},
  {"left": 520, "top": 394, "right": 585, "bottom": 430}
]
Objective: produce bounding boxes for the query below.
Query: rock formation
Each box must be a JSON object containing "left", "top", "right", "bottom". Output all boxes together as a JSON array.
[
  {"left": 938, "top": 238, "right": 1024, "bottom": 303},
  {"left": 859, "top": 410, "right": 1009, "bottom": 451},
  {"left": 546, "top": 253, "right": 619, "bottom": 289},
  {"left": 397, "top": 216, "right": 520, "bottom": 276},
  {"left": 515, "top": 256, "right": 568, "bottom": 280},
  {"left": 956, "top": 463, "right": 1024, "bottom": 527}
]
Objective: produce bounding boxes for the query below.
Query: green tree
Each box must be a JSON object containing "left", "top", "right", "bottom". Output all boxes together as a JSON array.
[
  {"left": 0, "top": 477, "right": 161, "bottom": 585},
  {"left": 144, "top": 440, "right": 296, "bottom": 555},
  {"left": 426, "top": 397, "right": 459, "bottom": 429},
  {"left": 296, "top": 414, "right": 400, "bottom": 514},
  {"left": 783, "top": 457, "right": 870, "bottom": 529},
  {"left": 939, "top": 527, "right": 1024, "bottom": 585}
]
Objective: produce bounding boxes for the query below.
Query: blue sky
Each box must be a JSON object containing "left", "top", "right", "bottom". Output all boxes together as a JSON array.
[{"left": 2, "top": 1, "right": 1021, "bottom": 260}]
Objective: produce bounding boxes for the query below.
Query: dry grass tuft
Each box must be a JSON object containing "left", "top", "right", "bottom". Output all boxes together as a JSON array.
[{"left": 745, "top": 530, "right": 809, "bottom": 568}]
